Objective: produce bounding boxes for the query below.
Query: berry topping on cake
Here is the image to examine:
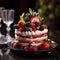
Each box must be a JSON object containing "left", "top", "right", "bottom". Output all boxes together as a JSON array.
[
  {"left": 39, "top": 25, "right": 44, "bottom": 31},
  {"left": 18, "top": 28, "right": 23, "bottom": 32},
  {"left": 13, "top": 8, "right": 49, "bottom": 51},
  {"left": 30, "top": 23, "right": 36, "bottom": 31},
  {"left": 30, "top": 17, "right": 41, "bottom": 24},
  {"left": 18, "top": 21, "right": 26, "bottom": 27},
  {"left": 44, "top": 25, "right": 48, "bottom": 29},
  {"left": 16, "top": 8, "right": 46, "bottom": 32}
]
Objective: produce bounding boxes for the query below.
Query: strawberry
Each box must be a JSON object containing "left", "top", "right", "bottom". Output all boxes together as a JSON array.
[
  {"left": 43, "top": 42, "right": 50, "bottom": 49},
  {"left": 12, "top": 42, "right": 17, "bottom": 48},
  {"left": 18, "top": 21, "right": 25, "bottom": 27},
  {"left": 32, "top": 46, "right": 38, "bottom": 51},
  {"left": 44, "top": 25, "right": 48, "bottom": 29},
  {"left": 18, "top": 28, "right": 23, "bottom": 32},
  {"left": 30, "top": 17, "right": 42, "bottom": 24}
]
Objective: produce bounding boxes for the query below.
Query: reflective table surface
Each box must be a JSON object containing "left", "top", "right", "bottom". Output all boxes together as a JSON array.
[{"left": 0, "top": 44, "right": 60, "bottom": 60}]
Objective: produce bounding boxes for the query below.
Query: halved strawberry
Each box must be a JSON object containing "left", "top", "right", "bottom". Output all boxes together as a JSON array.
[
  {"left": 30, "top": 17, "right": 42, "bottom": 24},
  {"left": 18, "top": 21, "right": 26, "bottom": 27}
]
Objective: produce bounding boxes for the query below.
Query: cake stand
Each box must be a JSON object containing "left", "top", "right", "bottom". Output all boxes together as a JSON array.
[{"left": 9, "top": 39, "right": 57, "bottom": 56}]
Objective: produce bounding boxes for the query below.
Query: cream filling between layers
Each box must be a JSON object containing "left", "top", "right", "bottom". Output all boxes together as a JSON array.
[
  {"left": 15, "top": 34, "right": 48, "bottom": 43},
  {"left": 15, "top": 29, "right": 48, "bottom": 36}
]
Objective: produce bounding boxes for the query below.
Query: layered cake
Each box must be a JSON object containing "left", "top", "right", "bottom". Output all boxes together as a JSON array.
[{"left": 12, "top": 8, "right": 50, "bottom": 51}]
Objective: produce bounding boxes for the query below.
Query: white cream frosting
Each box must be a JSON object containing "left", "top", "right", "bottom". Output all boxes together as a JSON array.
[{"left": 15, "top": 29, "right": 48, "bottom": 36}]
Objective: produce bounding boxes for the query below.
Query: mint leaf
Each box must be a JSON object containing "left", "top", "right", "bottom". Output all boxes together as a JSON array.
[
  {"left": 20, "top": 13, "right": 25, "bottom": 23},
  {"left": 21, "top": 13, "right": 24, "bottom": 17},
  {"left": 29, "top": 8, "right": 33, "bottom": 15}
]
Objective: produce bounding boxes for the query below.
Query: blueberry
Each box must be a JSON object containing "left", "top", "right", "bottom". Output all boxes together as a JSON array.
[{"left": 34, "top": 22, "right": 39, "bottom": 27}]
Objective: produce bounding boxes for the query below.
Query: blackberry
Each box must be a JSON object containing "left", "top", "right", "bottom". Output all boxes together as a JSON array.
[
  {"left": 39, "top": 25, "right": 44, "bottom": 31},
  {"left": 23, "top": 27, "right": 32, "bottom": 31},
  {"left": 26, "top": 22, "right": 30, "bottom": 27},
  {"left": 34, "top": 22, "right": 39, "bottom": 27}
]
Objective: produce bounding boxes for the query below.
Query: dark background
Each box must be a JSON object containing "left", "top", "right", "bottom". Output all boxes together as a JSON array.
[
  {"left": 0, "top": 0, "right": 60, "bottom": 51},
  {"left": 0, "top": 0, "right": 60, "bottom": 30},
  {"left": 0, "top": 0, "right": 36, "bottom": 23},
  {"left": 0, "top": 0, "right": 37, "bottom": 36}
]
